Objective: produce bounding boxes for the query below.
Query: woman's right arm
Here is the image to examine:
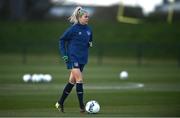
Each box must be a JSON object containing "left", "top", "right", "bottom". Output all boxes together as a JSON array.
[{"left": 59, "top": 27, "right": 72, "bottom": 58}]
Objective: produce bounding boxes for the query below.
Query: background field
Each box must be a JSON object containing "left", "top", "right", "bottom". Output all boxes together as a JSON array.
[{"left": 0, "top": 54, "right": 180, "bottom": 117}]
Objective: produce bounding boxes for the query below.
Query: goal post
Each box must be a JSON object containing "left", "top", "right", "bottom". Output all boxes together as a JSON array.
[
  {"left": 117, "top": 2, "right": 142, "bottom": 24},
  {"left": 167, "top": 0, "right": 175, "bottom": 24}
]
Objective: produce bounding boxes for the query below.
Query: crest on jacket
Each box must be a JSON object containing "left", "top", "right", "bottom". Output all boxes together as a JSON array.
[{"left": 78, "top": 32, "right": 82, "bottom": 35}]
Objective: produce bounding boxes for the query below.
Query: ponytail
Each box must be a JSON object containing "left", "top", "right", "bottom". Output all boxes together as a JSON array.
[{"left": 69, "top": 6, "right": 87, "bottom": 24}]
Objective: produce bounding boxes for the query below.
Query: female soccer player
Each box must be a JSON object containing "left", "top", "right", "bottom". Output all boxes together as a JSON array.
[{"left": 55, "top": 6, "right": 93, "bottom": 113}]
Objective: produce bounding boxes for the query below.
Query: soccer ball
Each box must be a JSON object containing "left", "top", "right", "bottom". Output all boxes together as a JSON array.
[
  {"left": 32, "top": 74, "right": 41, "bottom": 82},
  {"left": 85, "top": 100, "right": 100, "bottom": 113},
  {"left": 43, "top": 74, "right": 52, "bottom": 82},
  {"left": 120, "top": 71, "right": 128, "bottom": 79},
  {"left": 23, "top": 74, "right": 31, "bottom": 82}
]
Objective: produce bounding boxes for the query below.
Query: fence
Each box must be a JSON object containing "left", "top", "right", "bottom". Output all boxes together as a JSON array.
[{"left": 0, "top": 42, "right": 180, "bottom": 66}]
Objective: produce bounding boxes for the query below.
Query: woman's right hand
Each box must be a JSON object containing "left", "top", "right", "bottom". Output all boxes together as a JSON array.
[{"left": 62, "top": 56, "right": 69, "bottom": 63}]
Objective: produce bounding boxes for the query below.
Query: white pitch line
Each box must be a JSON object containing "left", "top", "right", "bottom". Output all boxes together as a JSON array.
[
  {"left": 84, "top": 83, "right": 144, "bottom": 90},
  {"left": 0, "top": 83, "right": 144, "bottom": 91}
]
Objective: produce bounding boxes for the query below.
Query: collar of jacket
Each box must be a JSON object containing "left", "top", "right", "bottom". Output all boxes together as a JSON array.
[{"left": 76, "top": 23, "right": 87, "bottom": 29}]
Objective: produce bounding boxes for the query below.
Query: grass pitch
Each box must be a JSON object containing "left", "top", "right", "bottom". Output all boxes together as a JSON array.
[{"left": 0, "top": 54, "right": 180, "bottom": 117}]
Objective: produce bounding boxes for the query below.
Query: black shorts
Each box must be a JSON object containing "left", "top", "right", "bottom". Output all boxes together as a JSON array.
[{"left": 66, "top": 61, "right": 85, "bottom": 72}]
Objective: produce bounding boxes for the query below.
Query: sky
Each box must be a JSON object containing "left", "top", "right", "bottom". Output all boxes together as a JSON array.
[{"left": 51, "top": 0, "right": 163, "bottom": 14}]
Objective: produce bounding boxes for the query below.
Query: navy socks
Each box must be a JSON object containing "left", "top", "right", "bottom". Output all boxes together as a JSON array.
[
  {"left": 76, "top": 83, "right": 84, "bottom": 109},
  {"left": 58, "top": 82, "right": 84, "bottom": 109},
  {"left": 58, "top": 82, "right": 74, "bottom": 105}
]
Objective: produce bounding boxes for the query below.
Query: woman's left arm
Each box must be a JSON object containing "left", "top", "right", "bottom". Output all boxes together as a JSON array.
[{"left": 89, "top": 31, "right": 93, "bottom": 47}]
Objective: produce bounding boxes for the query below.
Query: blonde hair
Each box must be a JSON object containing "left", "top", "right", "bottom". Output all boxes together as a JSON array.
[{"left": 69, "top": 6, "right": 88, "bottom": 24}]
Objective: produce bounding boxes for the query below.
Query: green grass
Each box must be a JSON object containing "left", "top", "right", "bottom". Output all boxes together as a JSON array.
[{"left": 0, "top": 54, "right": 180, "bottom": 117}]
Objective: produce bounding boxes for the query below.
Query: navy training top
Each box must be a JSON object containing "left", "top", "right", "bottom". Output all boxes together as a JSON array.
[{"left": 59, "top": 23, "right": 93, "bottom": 64}]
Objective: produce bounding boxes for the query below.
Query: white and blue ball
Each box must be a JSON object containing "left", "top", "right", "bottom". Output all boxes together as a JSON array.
[{"left": 85, "top": 100, "right": 100, "bottom": 113}]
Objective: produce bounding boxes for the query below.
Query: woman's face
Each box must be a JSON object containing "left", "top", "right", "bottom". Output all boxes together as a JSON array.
[{"left": 79, "top": 13, "right": 89, "bottom": 25}]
